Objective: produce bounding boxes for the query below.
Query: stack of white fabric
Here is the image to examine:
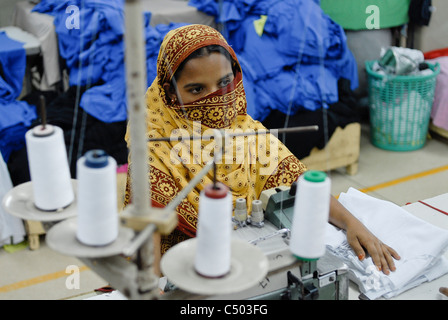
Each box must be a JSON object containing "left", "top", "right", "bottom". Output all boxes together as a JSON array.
[
  {"left": 325, "top": 188, "right": 448, "bottom": 299},
  {"left": 0, "top": 154, "right": 25, "bottom": 246}
]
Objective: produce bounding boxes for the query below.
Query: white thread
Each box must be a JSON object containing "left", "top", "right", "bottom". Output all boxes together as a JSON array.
[
  {"left": 76, "top": 150, "right": 118, "bottom": 246},
  {"left": 250, "top": 199, "right": 264, "bottom": 225},
  {"left": 234, "top": 198, "right": 247, "bottom": 222},
  {"left": 290, "top": 171, "right": 331, "bottom": 260},
  {"left": 25, "top": 125, "right": 74, "bottom": 211},
  {"left": 194, "top": 184, "right": 232, "bottom": 278}
]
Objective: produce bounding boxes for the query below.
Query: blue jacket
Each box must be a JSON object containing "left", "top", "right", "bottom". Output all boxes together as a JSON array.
[
  {"left": 0, "top": 32, "right": 37, "bottom": 162},
  {"left": 33, "top": 0, "right": 184, "bottom": 123},
  {"left": 189, "top": 0, "right": 358, "bottom": 121}
]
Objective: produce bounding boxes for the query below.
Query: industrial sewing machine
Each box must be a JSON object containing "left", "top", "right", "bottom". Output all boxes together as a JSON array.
[
  {"left": 159, "top": 184, "right": 349, "bottom": 300},
  {"left": 250, "top": 185, "right": 348, "bottom": 300}
]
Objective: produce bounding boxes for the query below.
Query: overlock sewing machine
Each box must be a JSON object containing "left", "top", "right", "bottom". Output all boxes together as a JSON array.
[{"left": 161, "top": 183, "right": 349, "bottom": 300}]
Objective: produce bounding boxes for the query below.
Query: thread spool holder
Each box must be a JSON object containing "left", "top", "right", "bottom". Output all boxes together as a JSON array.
[
  {"left": 46, "top": 0, "right": 179, "bottom": 300},
  {"left": 2, "top": 179, "right": 78, "bottom": 222},
  {"left": 1, "top": 123, "right": 77, "bottom": 221}
]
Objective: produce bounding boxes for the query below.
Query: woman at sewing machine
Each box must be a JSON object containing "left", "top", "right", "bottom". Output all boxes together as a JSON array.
[{"left": 123, "top": 24, "right": 400, "bottom": 275}]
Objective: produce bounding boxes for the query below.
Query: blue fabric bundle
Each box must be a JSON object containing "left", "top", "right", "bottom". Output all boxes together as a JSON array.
[
  {"left": 0, "top": 32, "right": 37, "bottom": 162},
  {"left": 32, "top": 0, "right": 357, "bottom": 123},
  {"left": 34, "top": 0, "right": 127, "bottom": 123},
  {"left": 189, "top": 0, "right": 358, "bottom": 121},
  {"left": 33, "top": 0, "right": 185, "bottom": 123},
  {"left": 145, "top": 20, "right": 189, "bottom": 86},
  {"left": 0, "top": 34, "right": 26, "bottom": 102}
]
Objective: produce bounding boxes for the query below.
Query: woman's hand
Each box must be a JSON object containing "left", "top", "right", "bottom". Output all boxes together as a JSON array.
[
  {"left": 329, "top": 196, "right": 401, "bottom": 275},
  {"left": 345, "top": 217, "right": 400, "bottom": 275}
]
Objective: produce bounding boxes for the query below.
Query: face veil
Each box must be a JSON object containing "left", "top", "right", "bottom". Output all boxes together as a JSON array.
[{"left": 124, "top": 24, "right": 307, "bottom": 253}]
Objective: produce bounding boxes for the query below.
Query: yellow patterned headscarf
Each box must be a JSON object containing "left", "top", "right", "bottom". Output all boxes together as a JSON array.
[{"left": 124, "top": 24, "right": 306, "bottom": 253}]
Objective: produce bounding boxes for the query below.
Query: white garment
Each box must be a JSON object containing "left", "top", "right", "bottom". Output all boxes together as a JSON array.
[
  {"left": 0, "top": 153, "right": 26, "bottom": 246},
  {"left": 325, "top": 188, "right": 448, "bottom": 300}
]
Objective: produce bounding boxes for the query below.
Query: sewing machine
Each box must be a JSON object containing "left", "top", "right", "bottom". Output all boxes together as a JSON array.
[
  {"left": 159, "top": 185, "right": 348, "bottom": 300},
  {"left": 249, "top": 186, "right": 348, "bottom": 300}
]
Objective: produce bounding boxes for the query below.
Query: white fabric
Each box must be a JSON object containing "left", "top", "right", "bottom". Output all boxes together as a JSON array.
[
  {"left": 325, "top": 188, "right": 448, "bottom": 299},
  {"left": 0, "top": 153, "right": 25, "bottom": 246}
]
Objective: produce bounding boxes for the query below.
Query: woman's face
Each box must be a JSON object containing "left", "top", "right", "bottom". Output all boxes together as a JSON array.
[{"left": 165, "top": 52, "right": 234, "bottom": 105}]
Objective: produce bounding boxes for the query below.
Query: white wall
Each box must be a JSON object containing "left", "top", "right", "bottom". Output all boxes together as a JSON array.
[{"left": 0, "top": 0, "right": 26, "bottom": 28}]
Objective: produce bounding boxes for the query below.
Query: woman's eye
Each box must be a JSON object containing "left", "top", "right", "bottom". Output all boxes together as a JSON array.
[
  {"left": 190, "top": 86, "right": 203, "bottom": 94},
  {"left": 219, "top": 78, "right": 231, "bottom": 88}
]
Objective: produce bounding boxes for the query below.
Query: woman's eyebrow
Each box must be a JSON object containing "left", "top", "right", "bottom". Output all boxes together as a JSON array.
[
  {"left": 220, "top": 73, "right": 234, "bottom": 81},
  {"left": 182, "top": 73, "right": 233, "bottom": 89},
  {"left": 183, "top": 82, "right": 203, "bottom": 89}
]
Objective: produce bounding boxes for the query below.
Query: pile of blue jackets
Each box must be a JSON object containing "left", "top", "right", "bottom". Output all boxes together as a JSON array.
[
  {"left": 0, "top": 32, "right": 37, "bottom": 163},
  {"left": 189, "top": 0, "right": 359, "bottom": 121},
  {"left": 32, "top": 0, "right": 358, "bottom": 125},
  {"left": 33, "top": 0, "right": 185, "bottom": 123}
]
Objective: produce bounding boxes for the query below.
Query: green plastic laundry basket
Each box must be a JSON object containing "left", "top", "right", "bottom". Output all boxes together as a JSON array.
[{"left": 366, "top": 60, "right": 440, "bottom": 151}]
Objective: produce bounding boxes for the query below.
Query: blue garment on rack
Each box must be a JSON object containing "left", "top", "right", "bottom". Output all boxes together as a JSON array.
[
  {"left": 145, "top": 22, "right": 189, "bottom": 86},
  {"left": 189, "top": 0, "right": 359, "bottom": 121},
  {"left": 0, "top": 32, "right": 27, "bottom": 102},
  {"left": 0, "top": 32, "right": 37, "bottom": 162},
  {"left": 32, "top": 0, "right": 73, "bottom": 14},
  {"left": 35, "top": 0, "right": 128, "bottom": 122},
  {"left": 188, "top": 0, "right": 245, "bottom": 35},
  {"left": 33, "top": 0, "right": 186, "bottom": 123}
]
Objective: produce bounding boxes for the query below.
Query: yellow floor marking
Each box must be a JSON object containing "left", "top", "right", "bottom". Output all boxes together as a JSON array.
[
  {"left": 359, "top": 164, "right": 448, "bottom": 194},
  {"left": 0, "top": 265, "right": 89, "bottom": 293}
]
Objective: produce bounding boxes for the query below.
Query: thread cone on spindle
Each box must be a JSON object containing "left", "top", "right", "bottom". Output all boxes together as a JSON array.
[
  {"left": 195, "top": 182, "right": 232, "bottom": 278},
  {"left": 234, "top": 198, "right": 247, "bottom": 226},
  {"left": 25, "top": 125, "right": 74, "bottom": 211},
  {"left": 76, "top": 150, "right": 118, "bottom": 246},
  {"left": 289, "top": 170, "right": 331, "bottom": 261},
  {"left": 251, "top": 199, "right": 264, "bottom": 227}
]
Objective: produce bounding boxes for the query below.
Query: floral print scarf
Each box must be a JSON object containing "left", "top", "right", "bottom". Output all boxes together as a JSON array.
[{"left": 124, "top": 24, "right": 306, "bottom": 253}]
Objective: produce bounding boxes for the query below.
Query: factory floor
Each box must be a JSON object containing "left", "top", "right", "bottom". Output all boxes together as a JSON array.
[{"left": 1, "top": 124, "right": 448, "bottom": 300}]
